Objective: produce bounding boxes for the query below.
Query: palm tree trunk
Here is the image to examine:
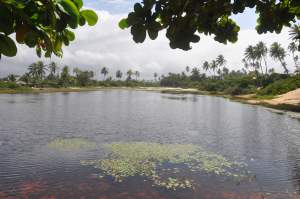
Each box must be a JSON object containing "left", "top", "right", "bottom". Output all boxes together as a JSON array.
[
  {"left": 263, "top": 57, "right": 268, "bottom": 74},
  {"left": 279, "top": 59, "right": 288, "bottom": 74},
  {"left": 259, "top": 60, "right": 264, "bottom": 75}
]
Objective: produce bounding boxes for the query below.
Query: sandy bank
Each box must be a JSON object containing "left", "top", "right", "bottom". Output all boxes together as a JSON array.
[{"left": 265, "top": 88, "right": 300, "bottom": 106}]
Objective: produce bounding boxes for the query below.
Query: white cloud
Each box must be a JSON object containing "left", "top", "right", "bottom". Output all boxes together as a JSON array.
[{"left": 0, "top": 10, "right": 296, "bottom": 80}]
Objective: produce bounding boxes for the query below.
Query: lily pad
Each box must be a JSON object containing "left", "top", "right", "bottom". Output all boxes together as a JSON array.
[{"left": 81, "top": 142, "right": 250, "bottom": 190}]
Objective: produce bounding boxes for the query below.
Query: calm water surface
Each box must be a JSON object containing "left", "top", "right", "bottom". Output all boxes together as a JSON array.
[{"left": 0, "top": 90, "right": 300, "bottom": 199}]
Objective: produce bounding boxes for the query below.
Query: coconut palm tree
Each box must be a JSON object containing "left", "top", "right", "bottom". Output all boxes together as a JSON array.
[
  {"left": 28, "top": 63, "right": 39, "bottom": 79},
  {"left": 216, "top": 55, "right": 226, "bottom": 68},
  {"left": 190, "top": 67, "right": 201, "bottom": 81},
  {"left": 244, "top": 45, "right": 257, "bottom": 69},
  {"left": 19, "top": 73, "right": 31, "bottom": 84},
  {"left": 210, "top": 60, "right": 218, "bottom": 77},
  {"left": 28, "top": 61, "right": 46, "bottom": 85},
  {"left": 126, "top": 69, "right": 133, "bottom": 80},
  {"left": 134, "top": 70, "right": 140, "bottom": 80},
  {"left": 7, "top": 74, "right": 17, "bottom": 82},
  {"left": 154, "top": 72, "right": 158, "bottom": 81},
  {"left": 270, "top": 42, "right": 289, "bottom": 74},
  {"left": 101, "top": 67, "right": 108, "bottom": 80},
  {"left": 185, "top": 66, "right": 190, "bottom": 73},
  {"left": 48, "top": 62, "right": 58, "bottom": 79},
  {"left": 289, "top": 24, "right": 300, "bottom": 49},
  {"left": 216, "top": 55, "right": 226, "bottom": 78},
  {"left": 202, "top": 61, "right": 210, "bottom": 76},
  {"left": 73, "top": 67, "right": 81, "bottom": 78},
  {"left": 60, "top": 65, "right": 70, "bottom": 87},
  {"left": 36, "top": 61, "right": 46, "bottom": 79},
  {"left": 288, "top": 42, "right": 299, "bottom": 72},
  {"left": 255, "top": 41, "right": 268, "bottom": 75},
  {"left": 116, "top": 70, "right": 122, "bottom": 80}
]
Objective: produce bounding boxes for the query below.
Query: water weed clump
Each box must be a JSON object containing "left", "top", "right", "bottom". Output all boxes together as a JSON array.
[
  {"left": 48, "top": 138, "right": 96, "bottom": 151},
  {"left": 81, "top": 142, "right": 250, "bottom": 190}
]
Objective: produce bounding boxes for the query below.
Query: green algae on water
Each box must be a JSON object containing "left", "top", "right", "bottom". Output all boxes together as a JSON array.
[
  {"left": 80, "top": 142, "right": 250, "bottom": 190},
  {"left": 48, "top": 138, "right": 96, "bottom": 151}
]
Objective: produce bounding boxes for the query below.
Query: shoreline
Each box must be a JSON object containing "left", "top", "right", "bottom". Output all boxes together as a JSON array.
[{"left": 1, "top": 86, "right": 300, "bottom": 115}]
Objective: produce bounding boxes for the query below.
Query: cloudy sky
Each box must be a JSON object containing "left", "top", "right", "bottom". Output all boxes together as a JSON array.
[{"left": 0, "top": 0, "right": 296, "bottom": 79}]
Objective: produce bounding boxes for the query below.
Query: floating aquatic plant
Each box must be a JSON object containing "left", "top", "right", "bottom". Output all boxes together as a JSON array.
[
  {"left": 81, "top": 142, "right": 250, "bottom": 190},
  {"left": 48, "top": 138, "right": 96, "bottom": 151}
]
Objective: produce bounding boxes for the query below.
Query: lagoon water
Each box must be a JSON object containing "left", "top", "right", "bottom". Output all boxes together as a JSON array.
[{"left": 0, "top": 90, "right": 300, "bottom": 198}]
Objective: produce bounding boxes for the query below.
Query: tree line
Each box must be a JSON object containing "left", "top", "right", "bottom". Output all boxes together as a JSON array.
[
  {"left": 1, "top": 40, "right": 299, "bottom": 96},
  {"left": 1, "top": 62, "right": 156, "bottom": 88},
  {"left": 160, "top": 41, "right": 300, "bottom": 96}
]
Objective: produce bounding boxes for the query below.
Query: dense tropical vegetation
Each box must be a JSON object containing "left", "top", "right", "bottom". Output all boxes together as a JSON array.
[
  {"left": 0, "top": 40, "right": 299, "bottom": 97},
  {"left": 0, "top": 61, "right": 157, "bottom": 90},
  {"left": 159, "top": 40, "right": 300, "bottom": 96}
]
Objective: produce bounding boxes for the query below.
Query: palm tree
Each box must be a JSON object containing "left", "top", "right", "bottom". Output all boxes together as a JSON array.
[
  {"left": 28, "top": 63, "right": 39, "bottom": 79},
  {"left": 126, "top": 69, "right": 133, "bottom": 80},
  {"left": 255, "top": 41, "right": 268, "bottom": 75},
  {"left": 7, "top": 74, "right": 17, "bottom": 82},
  {"left": 116, "top": 70, "right": 122, "bottom": 80},
  {"left": 134, "top": 70, "right": 140, "bottom": 80},
  {"left": 19, "top": 73, "right": 31, "bottom": 84},
  {"left": 202, "top": 61, "right": 210, "bottom": 75},
  {"left": 48, "top": 62, "right": 58, "bottom": 79},
  {"left": 36, "top": 61, "right": 46, "bottom": 79},
  {"left": 288, "top": 42, "right": 299, "bottom": 72},
  {"left": 60, "top": 65, "right": 70, "bottom": 87},
  {"left": 210, "top": 60, "right": 218, "bottom": 76},
  {"left": 154, "top": 72, "right": 158, "bottom": 81},
  {"left": 73, "top": 67, "right": 81, "bottom": 78},
  {"left": 216, "top": 55, "right": 226, "bottom": 68},
  {"left": 222, "top": 67, "right": 229, "bottom": 76},
  {"left": 190, "top": 67, "right": 201, "bottom": 81},
  {"left": 244, "top": 45, "right": 261, "bottom": 83},
  {"left": 242, "top": 58, "right": 249, "bottom": 72},
  {"left": 185, "top": 66, "right": 190, "bottom": 73},
  {"left": 216, "top": 55, "right": 226, "bottom": 78},
  {"left": 101, "top": 67, "right": 108, "bottom": 80},
  {"left": 28, "top": 61, "right": 46, "bottom": 85},
  {"left": 270, "top": 42, "right": 289, "bottom": 74},
  {"left": 244, "top": 45, "right": 257, "bottom": 69},
  {"left": 289, "top": 24, "right": 300, "bottom": 49}
]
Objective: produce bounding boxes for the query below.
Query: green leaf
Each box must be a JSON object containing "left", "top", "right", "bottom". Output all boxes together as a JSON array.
[
  {"left": 65, "top": 30, "right": 75, "bottom": 41},
  {"left": 127, "top": 12, "right": 141, "bottom": 26},
  {"left": 59, "top": 0, "right": 79, "bottom": 17},
  {"left": 80, "top": 10, "right": 98, "bottom": 26},
  {"left": 148, "top": 29, "right": 158, "bottom": 40},
  {"left": 0, "top": 34, "right": 17, "bottom": 57},
  {"left": 131, "top": 24, "right": 146, "bottom": 43},
  {"left": 74, "top": 0, "right": 83, "bottom": 9},
  {"left": 79, "top": 16, "right": 86, "bottom": 26},
  {"left": 119, "top": 18, "right": 129, "bottom": 29},
  {"left": 24, "top": 31, "right": 38, "bottom": 47},
  {"left": 0, "top": 5, "right": 14, "bottom": 34}
]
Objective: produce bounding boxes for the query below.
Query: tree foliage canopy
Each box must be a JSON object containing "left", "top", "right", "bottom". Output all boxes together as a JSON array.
[
  {"left": 120, "top": 0, "right": 300, "bottom": 50},
  {"left": 0, "top": 0, "right": 98, "bottom": 59},
  {"left": 1, "top": 0, "right": 300, "bottom": 59}
]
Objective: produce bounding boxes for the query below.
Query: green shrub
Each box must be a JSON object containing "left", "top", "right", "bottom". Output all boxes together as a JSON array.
[
  {"left": 258, "top": 76, "right": 300, "bottom": 96},
  {"left": 0, "top": 82, "right": 19, "bottom": 89}
]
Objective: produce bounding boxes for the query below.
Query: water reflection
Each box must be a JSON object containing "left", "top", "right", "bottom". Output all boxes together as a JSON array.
[{"left": 0, "top": 90, "right": 300, "bottom": 198}]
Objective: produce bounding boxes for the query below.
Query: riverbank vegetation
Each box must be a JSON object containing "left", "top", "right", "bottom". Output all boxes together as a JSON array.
[
  {"left": 1, "top": 37, "right": 300, "bottom": 99},
  {"left": 160, "top": 39, "right": 300, "bottom": 97},
  {"left": 0, "top": 61, "right": 159, "bottom": 93}
]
